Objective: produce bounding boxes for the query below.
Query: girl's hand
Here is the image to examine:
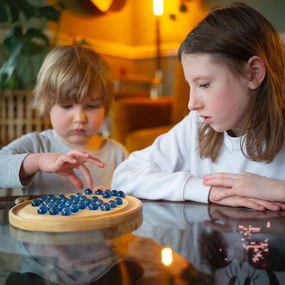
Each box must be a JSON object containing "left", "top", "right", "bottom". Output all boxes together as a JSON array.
[
  {"left": 22, "top": 150, "right": 105, "bottom": 189},
  {"left": 204, "top": 172, "right": 285, "bottom": 211},
  {"left": 209, "top": 189, "right": 284, "bottom": 211}
]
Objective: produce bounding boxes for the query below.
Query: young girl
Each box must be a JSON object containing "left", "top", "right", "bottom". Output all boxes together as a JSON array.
[
  {"left": 0, "top": 45, "right": 128, "bottom": 195},
  {"left": 112, "top": 2, "right": 285, "bottom": 211}
]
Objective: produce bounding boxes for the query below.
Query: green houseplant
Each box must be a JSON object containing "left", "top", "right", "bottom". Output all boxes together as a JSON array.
[
  {"left": 0, "top": 0, "right": 64, "bottom": 89},
  {"left": 0, "top": 0, "right": 64, "bottom": 147}
]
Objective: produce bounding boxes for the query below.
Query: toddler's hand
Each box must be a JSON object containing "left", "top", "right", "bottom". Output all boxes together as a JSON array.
[{"left": 37, "top": 150, "right": 105, "bottom": 189}]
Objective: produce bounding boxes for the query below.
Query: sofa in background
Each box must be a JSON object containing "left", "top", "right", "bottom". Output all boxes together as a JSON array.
[{"left": 111, "top": 62, "right": 189, "bottom": 152}]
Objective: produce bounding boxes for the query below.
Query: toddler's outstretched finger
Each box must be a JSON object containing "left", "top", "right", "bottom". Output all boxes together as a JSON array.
[
  {"left": 78, "top": 163, "right": 93, "bottom": 189},
  {"left": 67, "top": 173, "right": 84, "bottom": 189},
  {"left": 87, "top": 156, "right": 105, "bottom": 168}
]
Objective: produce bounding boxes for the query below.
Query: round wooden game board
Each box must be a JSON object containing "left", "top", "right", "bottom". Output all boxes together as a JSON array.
[
  {"left": 9, "top": 195, "right": 142, "bottom": 232},
  {"left": 10, "top": 214, "right": 143, "bottom": 245}
]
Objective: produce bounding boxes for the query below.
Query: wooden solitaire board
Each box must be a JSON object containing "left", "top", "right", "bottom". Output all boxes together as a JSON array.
[{"left": 9, "top": 194, "right": 142, "bottom": 233}]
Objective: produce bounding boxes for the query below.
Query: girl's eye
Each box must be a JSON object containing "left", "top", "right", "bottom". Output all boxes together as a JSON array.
[{"left": 199, "top": 83, "right": 209, "bottom": 88}]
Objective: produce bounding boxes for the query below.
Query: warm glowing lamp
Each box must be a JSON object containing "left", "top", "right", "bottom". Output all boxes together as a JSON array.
[
  {"left": 153, "top": 0, "right": 164, "bottom": 16},
  {"left": 151, "top": 0, "right": 164, "bottom": 99}
]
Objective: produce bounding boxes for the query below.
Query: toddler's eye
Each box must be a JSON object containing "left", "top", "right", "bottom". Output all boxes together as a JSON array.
[
  {"left": 86, "top": 105, "right": 101, "bottom": 109},
  {"left": 60, "top": 104, "right": 73, "bottom": 109},
  {"left": 86, "top": 102, "right": 104, "bottom": 109}
]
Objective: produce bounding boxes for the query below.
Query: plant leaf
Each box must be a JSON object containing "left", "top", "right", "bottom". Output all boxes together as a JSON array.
[
  {"left": 0, "top": 5, "right": 9, "bottom": 22},
  {"left": 38, "top": 6, "right": 62, "bottom": 22}
]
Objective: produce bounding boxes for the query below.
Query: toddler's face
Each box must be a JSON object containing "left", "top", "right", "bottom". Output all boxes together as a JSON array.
[{"left": 49, "top": 89, "right": 105, "bottom": 148}]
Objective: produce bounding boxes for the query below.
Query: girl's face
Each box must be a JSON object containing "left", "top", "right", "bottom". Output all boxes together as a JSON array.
[
  {"left": 49, "top": 89, "right": 105, "bottom": 149},
  {"left": 182, "top": 53, "right": 252, "bottom": 137}
]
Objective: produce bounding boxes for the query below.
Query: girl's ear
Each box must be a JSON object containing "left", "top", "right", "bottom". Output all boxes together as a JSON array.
[{"left": 247, "top": 56, "right": 266, "bottom": 90}]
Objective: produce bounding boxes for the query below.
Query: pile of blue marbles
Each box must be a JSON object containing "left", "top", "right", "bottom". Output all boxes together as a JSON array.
[{"left": 31, "top": 189, "right": 126, "bottom": 216}]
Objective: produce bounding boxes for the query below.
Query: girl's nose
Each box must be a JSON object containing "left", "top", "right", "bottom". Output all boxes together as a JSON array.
[{"left": 188, "top": 94, "right": 202, "bottom": 111}]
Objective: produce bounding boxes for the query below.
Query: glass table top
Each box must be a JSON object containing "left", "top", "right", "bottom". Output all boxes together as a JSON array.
[{"left": 1, "top": 196, "right": 285, "bottom": 285}]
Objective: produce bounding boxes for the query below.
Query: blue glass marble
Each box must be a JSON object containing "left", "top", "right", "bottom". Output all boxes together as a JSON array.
[
  {"left": 39, "top": 198, "right": 45, "bottom": 204},
  {"left": 79, "top": 195, "right": 87, "bottom": 201},
  {"left": 102, "top": 191, "right": 112, "bottom": 198},
  {"left": 60, "top": 197, "right": 68, "bottom": 203},
  {"left": 31, "top": 199, "right": 41, "bottom": 207},
  {"left": 57, "top": 202, "right": 66, "bottom": 211},
  {"left": 37, "top": 205, "right": 48, "bottom": 214},
  {"left": 117, "top": 191, "right": 126, "bottom": 198},
  {"left": 46, "top": 202, "right": 55, "bottom": 210},
  {"left": 84, "top": 198, "right": 92, "bottom": 206},
  {"left": 65, "top": 200, "right": 73, "bottom": 207},
  {"left": 89, "top": 202, "right": 98, "bottom": 210},
  {"left": 68, "top": 195, "right": 76, "bottom": 201},
  {"left": 54, "top": 200, "right": 62, "bottom": 207},
  {"left": 70, "top": 204, "right": 79, "bottom": 213},
  {"left": 95, "top": 199, "right": 104, "bottom": 206},
  {"left": 111, "top": 190, "right": 118, "bottom": 196},
  {"left": 85, "top": 188, "right": 93, "bottom": 195},
  {"left": 91, "top": 196, "right": 99, "bottom": 202},
  {"left": 42, "top": 198, "right": 51, "bottom": 206},
  {"left": 114, "top": 197, "right": 123, "bottom": 205},
  {"left": 108, "top": 200, "right": 117, "bottom": 208},
  {"left": 49, "top": 197, "right": 58, "bottom": 203},
  {"left": 78, "top": 201, "right": 86, "bottom": 209},
  {"left": 49, "top": 206, "right": 59, "bottom": 215},
  {"left": 73, "top": 197, "right": 80, "bottom": 203},
  {"left": 101, "top": 203, "right": 111, "bottom": 211},
  {"left": 95, "top": 189, "right": 103, "bottom": 195},
  {"left": 62, "top": 207, "right": 72, "bottom": 216}
]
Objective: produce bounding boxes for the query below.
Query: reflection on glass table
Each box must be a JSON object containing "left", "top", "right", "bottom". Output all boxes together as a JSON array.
[{"left": 1, "top": 197, "right": 285, "bottom": 284}]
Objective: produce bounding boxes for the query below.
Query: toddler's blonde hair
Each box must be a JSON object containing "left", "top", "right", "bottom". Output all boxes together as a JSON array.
[{"left": 33, "top": 45, "right": 113, "bottom": 116}]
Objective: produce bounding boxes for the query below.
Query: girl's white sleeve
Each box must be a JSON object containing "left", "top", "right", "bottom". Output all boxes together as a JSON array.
[{"left": 111, "top": 114, "right": 210, "bottom": 202}]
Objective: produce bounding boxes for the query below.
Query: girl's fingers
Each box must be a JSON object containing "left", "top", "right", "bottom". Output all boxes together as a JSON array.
[
  {"left": 234, "top": 199, "right": 266, "bottom": 211},
  {"left": 211, "top": 189, "right": 235, "bottom": 201},
  {"left": 203, "top": 176, "right": 236, "bottom": 188},
  {"left": 253, "top": 200, "right": 282, "bottom": 212}
]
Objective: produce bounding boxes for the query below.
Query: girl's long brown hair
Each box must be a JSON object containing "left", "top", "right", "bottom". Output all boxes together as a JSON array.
[{"left": 178, "top": 2, "right": 285, "bottom": 162}]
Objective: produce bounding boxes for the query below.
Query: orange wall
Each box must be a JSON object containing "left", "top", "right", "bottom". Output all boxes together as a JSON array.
[
  {"left": 48, "top": 0, "right": 206, "bottom": 96},
  {"left": 49, "top": 0, "right": 206, "bottom": 95},
  {"left": 50, "top": 0, "right": 206, "bottom": 51},
  {"left": 48, "top": 0, "right": 285, "bottom": 96}
]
